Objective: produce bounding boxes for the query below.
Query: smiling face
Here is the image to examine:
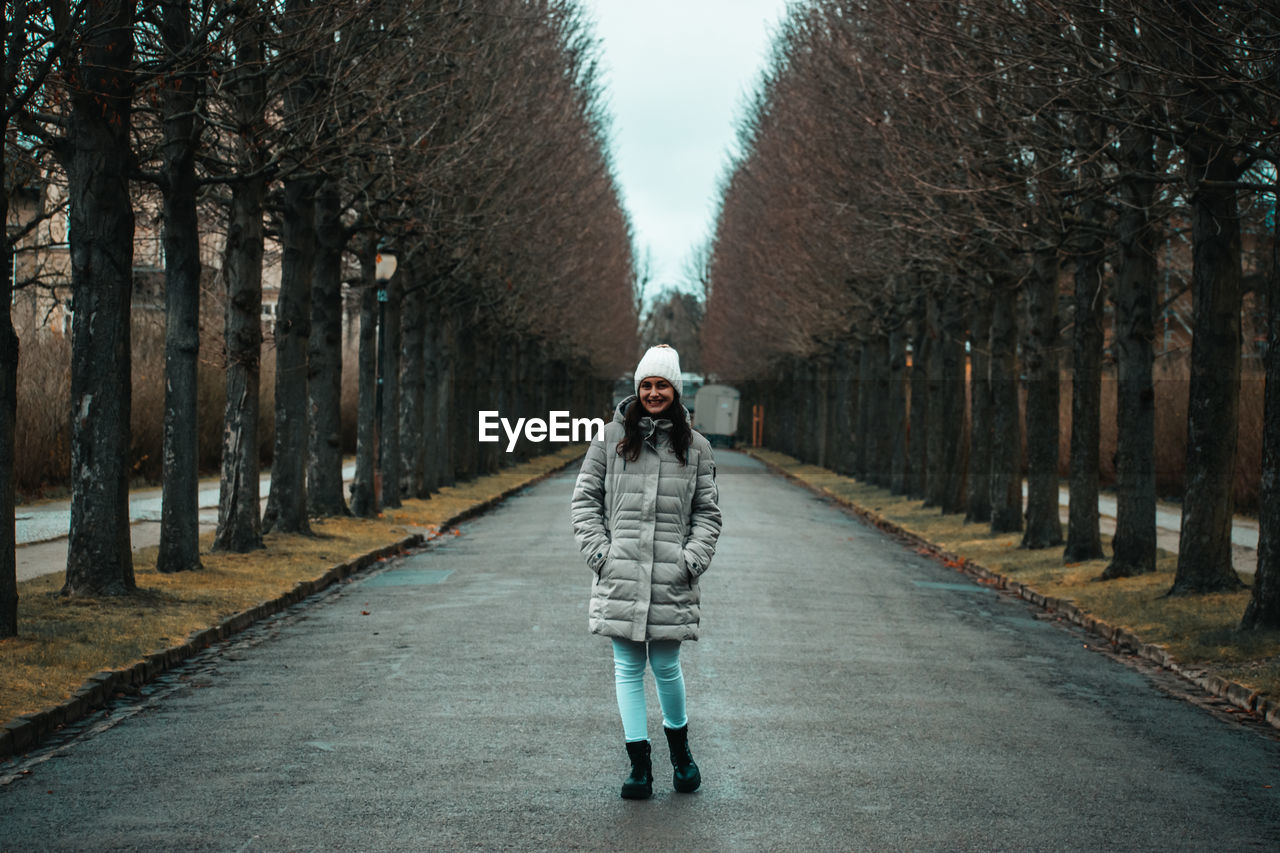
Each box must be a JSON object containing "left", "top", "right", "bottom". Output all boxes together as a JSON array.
[{"left": 637, "top": 376, "right": 676, "bottom": 416}]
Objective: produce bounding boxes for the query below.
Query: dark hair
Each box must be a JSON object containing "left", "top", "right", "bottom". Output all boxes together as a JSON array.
[{"left": 616, "top": 395, "right": 692, "bottom": 465}]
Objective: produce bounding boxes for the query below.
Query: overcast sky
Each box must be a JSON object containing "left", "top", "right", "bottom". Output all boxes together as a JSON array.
[{"left": 579, "top": 0, "right": 791, "bottom": 304}]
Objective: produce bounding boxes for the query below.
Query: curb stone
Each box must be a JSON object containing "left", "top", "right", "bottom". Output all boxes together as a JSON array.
[
  {"left": 0, "top": 451, "right": 585, "bottom": 764},
  {"left": 744, "top": 448, "right": 1280, "bottom": 733}
]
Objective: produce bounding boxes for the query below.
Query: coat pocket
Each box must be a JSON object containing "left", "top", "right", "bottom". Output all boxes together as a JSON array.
[{"left": 677, "top": 549, "right": 694, "bottom": 586}]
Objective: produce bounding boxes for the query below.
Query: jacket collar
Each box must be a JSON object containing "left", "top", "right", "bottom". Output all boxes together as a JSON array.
[{"left": 639, "top": 415, "right": 673, "bottom": 443}]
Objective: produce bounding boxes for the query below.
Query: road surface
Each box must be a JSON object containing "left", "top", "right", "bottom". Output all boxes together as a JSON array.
[{"left": 1, "top": 451, "right": 1276, "bottom": 850}]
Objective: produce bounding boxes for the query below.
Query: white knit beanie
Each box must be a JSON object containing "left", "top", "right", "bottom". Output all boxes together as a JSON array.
[{"left": 633, "top": 344, "right": 683, "bottom": 397}]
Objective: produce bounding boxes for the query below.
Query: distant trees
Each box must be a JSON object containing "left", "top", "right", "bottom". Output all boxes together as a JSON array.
[
  {"left": 703, "top": 1, "right": 1280, "bottom": 624},
  {"left": 1, "top": 0, "right": 635, "bottom": 635},
  {"left": 641, "top": 290, "right": 703, "bottom": 373}
]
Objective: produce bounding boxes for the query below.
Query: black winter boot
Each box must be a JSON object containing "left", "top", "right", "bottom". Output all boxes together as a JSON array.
[
  {"left": 621, "top": 740, "right": 653, "bottom": 800},
  {"left": 664, "top": 724, "right": 701, "bottom": 793}
]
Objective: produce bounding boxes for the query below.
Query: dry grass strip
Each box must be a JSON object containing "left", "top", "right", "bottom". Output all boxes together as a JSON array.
[
  {"left": 1, "top": 447, "right": 584, "bottom": 724},
  {"left": 747, "top": 448, "right": 1280, "bottom": 708}
]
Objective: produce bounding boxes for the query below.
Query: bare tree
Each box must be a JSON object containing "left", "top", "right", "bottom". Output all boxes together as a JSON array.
[
  {"left": 1243, "top": 216, "right": 1280, "bottom": 627},
  {"left": 52, "top": 0, "right": 139, "bottom": 595},
  {"left": 261, "top": 0, "right": 329, "bottom": 535},
  {"left": 2, "top": 0, "right": 65, "bottom": 632},
  {"left": 1102, "top": 111, "right": 1160, "bottom": 579},
  {"left": 142, "top": 0, "right": 215, "bottom": 573},
  {"left": 212, "top": 1, "right": 271, "bottom": 552}
]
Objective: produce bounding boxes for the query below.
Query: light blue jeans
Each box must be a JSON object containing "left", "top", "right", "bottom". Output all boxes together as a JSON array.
[{"left": 611, "top": 638, "right": 688, "bottom": 742}]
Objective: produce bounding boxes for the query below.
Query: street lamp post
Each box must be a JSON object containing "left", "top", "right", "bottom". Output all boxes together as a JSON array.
[{"left": 374, "top": 249, "right": 397, "bottom": 501}]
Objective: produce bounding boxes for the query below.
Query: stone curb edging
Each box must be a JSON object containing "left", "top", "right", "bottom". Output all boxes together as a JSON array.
[
  {"left": 0, "top": 452, "right": 585, "bottom": 764},
  {"left": 743, "top": 449, "right": 1280, "bottom": 733}
]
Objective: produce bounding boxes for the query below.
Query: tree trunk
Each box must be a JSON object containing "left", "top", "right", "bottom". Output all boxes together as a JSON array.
[
  {"left": 1170, "top": 146, "right": 1245, "bottom": 594},
  {"left": 888, "top": 326, "right": 909, "bottom": 495},
  {"left": 1064, "top": 208, "right": 1106, "bottom": 562},
  {"left": 777, "top": 360, "right": 795, "bottom": 457},
  {"left": 813, "top": 354, "right": 831, "bottom": 469},
  {"left": 213, "top": 187, "right": 266, "bottom": 552},
  {"left": 420, "top": 301, "right": 441, "bottom": 494},
  {"left": 1242, "top": 237, "right": 1280, "bottom": 628},
  {"left": 0, "top": 91, "right": 16, "bottom": 633},
  {"left": 474, "top": 330, "right": 498, "bottom": 475},
  {"left": 868, "top": 334, "right": 893, "bottom": 488},
  {"left": 486, "top": 333, "right": 501, "bottom": 471},
  {"left": 400, "top": 274, "right": 426, "bottom": 497},
  {"left": 1021, "top": 247, "right": 1063, "bottom": 549},
  {"left": 908, "top": 318, "right": 930, "bottom": 500},
  {"left": 451, "top": 323, "right": 476, "bottom": 482},
  {"left": 989, "top": 282, "right": 1022, "bottom": 534},
  {"left": 808, "top": 357, "right": 823, "bottom": 465},
  {"left": 213, "top": 9, "right": 267, "bottom": 554},
  {"left": 305, "top": 179, "right": 347, "bottom": 517},
  {"left": 924, "top": 295, "right": 943, "bottom": 509},
  {"left": 1103, "top": 125, "right": 1158, "bottom": 579},
  {"left": 825, "top": 343, "right": 843, "bottom": 473},
  {"left": 965, "top": 293, "right": 992, "bottom": 523},
  {"left": 833, "top": 340, "right": 856, "bottom": 476},
  {"left": 350, "top": 265, "right": 378, "bottom": 518},
  {"left": 157, "top": 0, "right": 204, "bottom": 573},
  {"left": 263, "top": 0, "right": 320, "bottom": 535},
  {"left": 792, "top": 358, "right": 809, "bottom": 463},
  {"left": 378, "top": 270, "right": 402, "bottom": 507},
  {"left": 497, "top": 336, "right": 517, "bottom": 464},
  {"left": 435, "top": 313, "right": 456, "bottom": 488},
  {"left": 925, "top": 291, "right": 966, "bottom": 514},
  {"left": 939, "top": 292, "right": 967, "bottom": 513},
  {"left": 1064, "top": 117, "right": 1107, "bottom": 562},
  {"left": 853, "top": 342, "right": 871, "bottom": 479},
  {"left": 63, "top": 1, "right": 137, "bottom": 596},
  {"left": 515, "top": 338, "right": 533, "bottom": 464},
  {"left": 773, "top": 363, "right": 788, "bottom": 456},
  {"left": 262, "top": 174, "right": 316, "bottom": 535}
]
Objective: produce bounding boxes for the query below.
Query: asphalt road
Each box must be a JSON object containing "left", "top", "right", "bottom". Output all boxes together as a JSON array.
[
  {"left": 15, "top": 462, "right": 1260, "bottom": 584},
  {"left": 2, "top": 451, "right": 1278, "bottom": 851}
]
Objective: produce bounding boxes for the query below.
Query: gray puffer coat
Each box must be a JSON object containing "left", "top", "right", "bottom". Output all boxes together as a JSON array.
[{"left": 571, "top": 396, "right": 722, "bottom": 642}]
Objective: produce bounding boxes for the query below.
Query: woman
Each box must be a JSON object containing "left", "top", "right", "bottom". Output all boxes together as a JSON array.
[{"left": 571, "top": 344, "right": 723, "bottom": 800}]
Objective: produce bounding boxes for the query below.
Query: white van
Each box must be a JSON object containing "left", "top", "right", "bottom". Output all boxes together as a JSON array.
[{"left": 692, "top": 384, "right": 740, "bottom": 448}]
